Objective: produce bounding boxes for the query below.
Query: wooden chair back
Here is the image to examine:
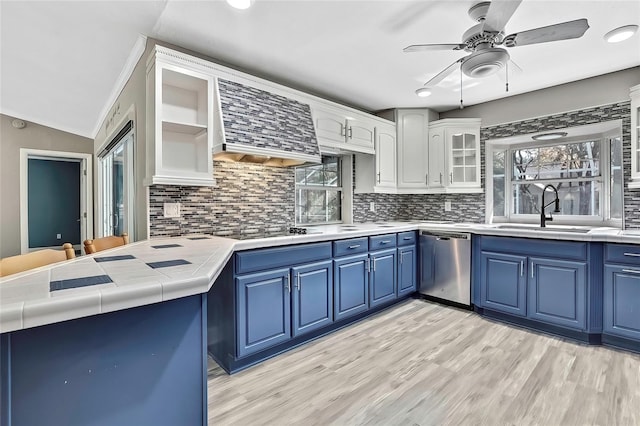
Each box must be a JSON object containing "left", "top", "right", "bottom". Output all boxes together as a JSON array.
[
  {"left": 0, "top": 243, "right": 76, "bottom": 277},
  {"left": 84, "top": 233, "right": 129, "bottom": 255}
]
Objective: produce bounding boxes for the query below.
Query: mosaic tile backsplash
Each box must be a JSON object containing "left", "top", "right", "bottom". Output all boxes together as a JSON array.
[
  {"left": 149, "top": 101, "right": 634, "bottom": 236},
  {"left": 149, "top": 161, "right": 295, "bottom": 239}
]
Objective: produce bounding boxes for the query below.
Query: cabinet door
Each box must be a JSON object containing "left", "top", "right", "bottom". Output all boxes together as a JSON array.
[
  {"left": 334, "top": 254, "right": 369, "bottom": 321},
  {"left": 370, "top": 248, "right": 397, "bottom": 308},
  {"left": 447, "top": 127, "right": 480, "bottom": 188},
  {"left": 398, "top": 245, "right": 417, "bottom": 297},
  {"left": 313, "top": 109, "right": 346, "bottom": 145},
  {"left": 397, "top": 110, "right": 429, "bottom": 189},
  {"left": 236, "top": 269, "right": 291, "bottom": 357},
  {"left": 480, "top": 251, "right": 527, "bottom": 317},
  {"left": 347, "top": 118, "right": 375, "bottom": 150},
  {"left": 375, "top": 124, "right": 397, "bottom": 189},
  {"left": 427, "top": 126, "right": 445, "bottom": 189},
  {"left": 292, "top": 260, "right": 333, "bottom": 337},
  {"left": 528, "top": 258, "right": 587, "bottom": 330},
  {"left": 604, "top": 264, "right": 640, "bottom": 340}
]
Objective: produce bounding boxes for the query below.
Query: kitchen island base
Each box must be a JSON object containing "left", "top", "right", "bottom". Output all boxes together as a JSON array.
[{"left": 1, "top": 294, "right": 208, "bottom": 426}]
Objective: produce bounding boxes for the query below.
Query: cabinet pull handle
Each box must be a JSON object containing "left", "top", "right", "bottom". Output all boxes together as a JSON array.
[
  {"left": 531, "top": 262, "right": 534, "bottom": 278},
  {"left": 340, "top": 124, "right": 346, "bottom": 137},
  {"left": 296, "top": 273, "right": 301, "bottom": 290},
  {"left": 400, "top": 254, "right": 403, "bottom": 264},
  {"left": 366, "top": 258, "right": 370, "bottom": 272},
  {"left": 623, "top": 252, "right": 640, "bottom": 257},
  {"left": 373, "top": 258, "right": 377, "bottom": 272},
  {"left": 377, "top": 172, "right": 381, "bottom": 183},
  {"left": 403, "top": 237, "right": 412, "bottom": 240},
  {"left": 381, "top": 240, "right": 392, "bottom": 244},
  {"left": 349, "top": 244, "right": 361, "bottom": 249},
  {"left": 450, "top": 172, "right": 453, "bottom": 184},
  {"left": 622, "top": 269, "right": 640, "bottom": 274},
  {"left": 348, "top": 127, "right": 353, "bottom": 139},
  {"left": 520, "top": 261, "right": 524, "bottom": 277},
  {"left": 285, "top": 274, "right": 291, "bottom": 292},
  {"left": 426, "top": 173, "right": 428, "bottom": 185},
  {"left": 440, "top": 173, "right": 442, "bottom": 184}
]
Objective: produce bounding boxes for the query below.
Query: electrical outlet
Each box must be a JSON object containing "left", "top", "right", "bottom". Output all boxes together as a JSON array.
[
  {"left": 444, "top": 201, "right": 452, "bottom": 212},
  {"left": 164, "top": 203, "right": 181, "bottom": 218},
  {"left": 56, "top": 233, "right": 61, "bottom": 239},
  {"left": 369, "top": 202, "right": 375, "bottom": 212}
]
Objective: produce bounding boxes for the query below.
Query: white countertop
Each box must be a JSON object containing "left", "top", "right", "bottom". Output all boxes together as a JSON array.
[{"left": 3, "top": 221, "right": 640, "bottom": 334}]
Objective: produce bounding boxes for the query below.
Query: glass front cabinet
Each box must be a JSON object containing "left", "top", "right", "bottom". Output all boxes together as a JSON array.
[{"left": 428, "top": 118, "right": 482, "bottom": 193}]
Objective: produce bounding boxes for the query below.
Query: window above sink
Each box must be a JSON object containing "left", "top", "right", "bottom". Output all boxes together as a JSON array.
[{"left": 486, "top": 120, "right": 623, "bottom": 228}]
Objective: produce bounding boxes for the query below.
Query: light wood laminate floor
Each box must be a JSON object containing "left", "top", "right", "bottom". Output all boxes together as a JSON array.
[{"left": 208, "top": 299, "right": 640, "bottom": 425}]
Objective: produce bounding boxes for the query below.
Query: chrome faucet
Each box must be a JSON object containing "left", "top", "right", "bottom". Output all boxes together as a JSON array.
[{"left": 540, "top": 184, "right": 561, "bottom": 228}]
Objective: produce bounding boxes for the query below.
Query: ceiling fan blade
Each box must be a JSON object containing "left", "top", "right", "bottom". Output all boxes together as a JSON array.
[
  {"left": 423, "top": 58, "right": 464, "bottom": 87},
  {"left": 482, "top": 0, "right": 523, "bottom": 33},
  {"left": 403, "top": 44, "right": 466, "bottom": 53},
  {"left": 504, "top": 19, "right": 589, "bottom": 47}
]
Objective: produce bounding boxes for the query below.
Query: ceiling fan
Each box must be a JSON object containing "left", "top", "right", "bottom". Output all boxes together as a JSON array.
[{"left": 405, "top": 0, "right": 590, "bottom": 93}]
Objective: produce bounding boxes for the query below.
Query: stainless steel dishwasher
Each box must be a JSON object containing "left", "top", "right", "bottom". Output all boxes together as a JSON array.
[{"left": 419, "top": 230, "right": 472, "bottom": 307}]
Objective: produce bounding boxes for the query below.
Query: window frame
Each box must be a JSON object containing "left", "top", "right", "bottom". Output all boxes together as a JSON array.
[
  {"left": 485, "top": 121, "right": 623, "bottom": 228},
  {"left": 295, "top": 155, "right": 345, "bottom": 226}
]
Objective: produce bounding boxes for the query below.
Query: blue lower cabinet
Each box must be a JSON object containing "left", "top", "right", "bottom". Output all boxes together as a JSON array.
[
  {"left": 480, "top": 251, "right": 527, "bottom": 317},
  {"left": 527, "top": 257, "right": 587, "bottom": 330},
  {"left": 397, "top": 245, "right": 417, "bottom": 297},
  {"left": 604, "top": 264, "right": 640, "bottom": 340},
  {"left": 292, "top": 260, "right": 333, "bottom": 337},
  {"left": 236, "top": 268, "right": 291, "bottom": 357},
  {"left": 370, "top": 248, "right": 397, "bottom": 308},
  {"left": 334, "top": 253, "right": 370, "bottom": 321}
]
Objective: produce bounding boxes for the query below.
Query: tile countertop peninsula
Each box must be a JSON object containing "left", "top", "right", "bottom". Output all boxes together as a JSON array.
[{"left": 2, "top": 221, "right": 638, "bottom": 334}]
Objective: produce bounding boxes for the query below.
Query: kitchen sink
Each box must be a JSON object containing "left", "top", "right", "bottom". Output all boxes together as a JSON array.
[{"left": 493, "top": 224, "right": 593, "bottom": 233}]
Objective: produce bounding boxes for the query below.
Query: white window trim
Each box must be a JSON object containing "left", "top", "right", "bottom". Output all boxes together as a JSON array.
[
  {"left": 485, "top": 120, "right": 623, "bottom": 227},
  {"left": 295, "top": 155, "right": 353, "bottom": 226}
]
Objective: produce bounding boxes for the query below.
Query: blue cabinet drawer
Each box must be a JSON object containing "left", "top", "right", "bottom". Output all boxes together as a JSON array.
[
  {"left": 369, "top": 234, "right": 397, "bottom": 250},
  {"left": 397, "top": 231, "right": 416, "bottom": 246},
  {"left": 236, "top": 242, "right": 332, "bottom": 274},
  {"left": 605, "top": 244, "right": 640, "bottom": 265},
  {"left": 333, "top": 237, "right": 368, "bottom": 257}
]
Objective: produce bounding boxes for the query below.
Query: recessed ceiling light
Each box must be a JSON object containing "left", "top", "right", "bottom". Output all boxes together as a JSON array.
[
  {"left": 415, "top": 88, "right": 432, "bottom": 97},
  {"left": 532, "top": 132, "right": 568, "bottom": 141},
  {"left": 226, "top": 0, "right": 252, "bottom": 10},
  {"left": 604, "top": 25, "right": 638, "bottom": 43}
]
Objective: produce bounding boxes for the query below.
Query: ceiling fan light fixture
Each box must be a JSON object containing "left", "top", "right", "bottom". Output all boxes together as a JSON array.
[
  {"left": 532, "top": 131, "right": 568, "bottom": 141},
  {"left": 461, "top": 48, "right": 509, "bottom": 78},
  {"left": 415, "top": 88, "right": 432, "bottom": 97},
  {"left": 226, "top": 0, "right": 253, "bottom": 10},
  {"left": 604, "top": 25, "right": 638, "bottom": 43}
]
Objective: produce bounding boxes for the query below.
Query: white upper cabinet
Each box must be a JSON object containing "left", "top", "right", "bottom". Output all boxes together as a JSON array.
[
  {"left": 145, "top": 48, "right": 215, "bottom": 186},
  {"left": 629, "top": 84, "right": 640, "bottom": 188},
  {"left": 429, "top": 118, "right": 482, "bottom": 193},
  {"left": 396, "top": 109, "right": 434, "bottom": 190},
  {"left": 354, "top": 122, "right": 396, "bottom": 194},
  {"left": 427, "top": 125, "right": 445, "bottom": 189},
  {"left": 312, "top": 107, "right": 375, "bottom": 154},
  {"left": 375, "top": 123, "right": 397, "bottom": 189}
]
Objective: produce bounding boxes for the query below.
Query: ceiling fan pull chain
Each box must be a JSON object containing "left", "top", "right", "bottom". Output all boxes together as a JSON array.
[
  {"left": 459, "top": 63, "right": 464, "bottom": 109},
  {"left": 506, "top": 61, "right": 509, "bottom": 92}
]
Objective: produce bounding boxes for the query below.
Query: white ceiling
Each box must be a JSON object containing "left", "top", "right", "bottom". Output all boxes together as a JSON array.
[{"left": 1, "top": 0, "right": 639, "bottom": 139}]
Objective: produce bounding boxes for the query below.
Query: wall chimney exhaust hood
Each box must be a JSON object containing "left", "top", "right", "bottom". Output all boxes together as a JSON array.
[{"left": 213, "top": 79, "right": 321, "bottom": 167}]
